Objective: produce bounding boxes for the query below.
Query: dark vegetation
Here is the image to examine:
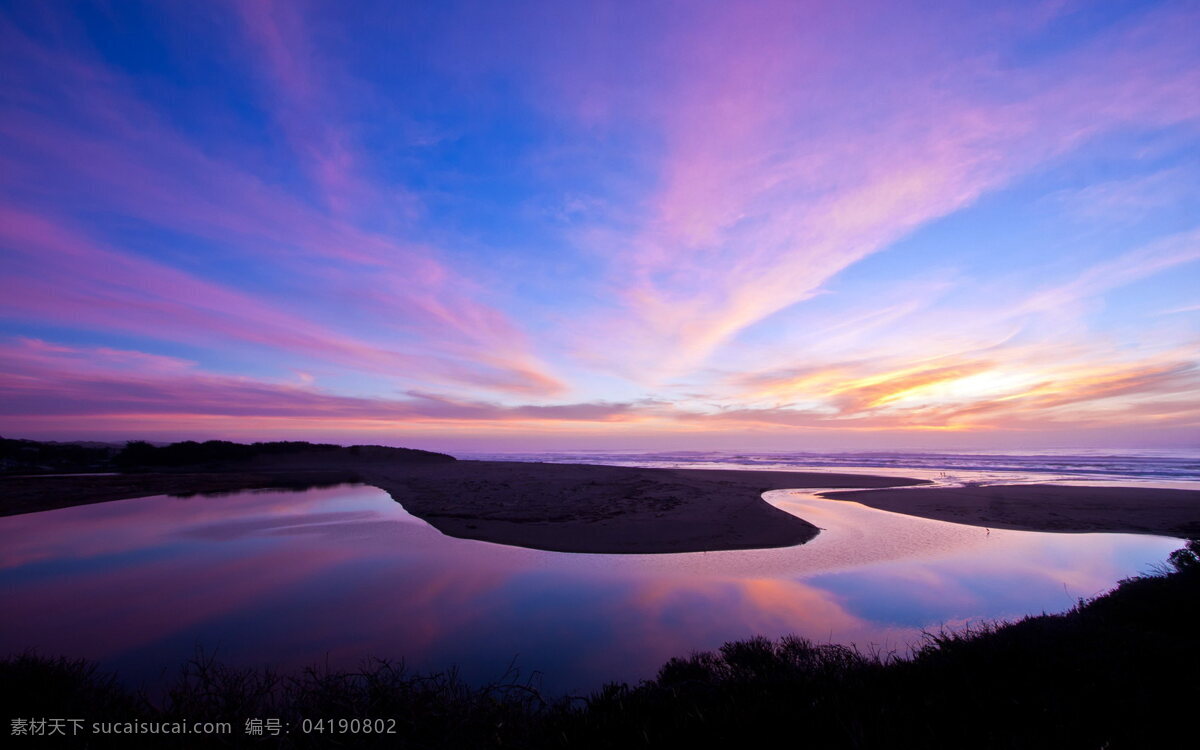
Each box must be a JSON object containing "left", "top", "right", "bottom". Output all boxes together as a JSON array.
[
  {"left": 4, "top": 540, "right": 1197, "bottom": 748},
  {"left": 113, "top": 439, "right": 455, "bottom": 469},
  {"left": 0, "top": 437, "right": 454, "bottom": 474},
  {"left": 0, "top": 471, "right": 365, "bottom": 518},
  {"left": 0, "top": 436, "right": 117, "bottom": 474}
]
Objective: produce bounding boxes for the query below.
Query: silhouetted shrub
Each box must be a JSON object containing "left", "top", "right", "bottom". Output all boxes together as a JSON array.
[
  {"left": 1168, "top": 538, "right": 1200, "bottom": 571},
  {"left": 113, "top": 439, "right": 454, "bottom": 469},
  {"left": 0, "top": 436, "right": 116, "bottom": 473}
]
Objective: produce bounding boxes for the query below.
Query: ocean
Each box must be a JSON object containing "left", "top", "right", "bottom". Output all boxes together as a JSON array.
[{"left": 457, "top": 448, "right": 1200, "bottom": 489}]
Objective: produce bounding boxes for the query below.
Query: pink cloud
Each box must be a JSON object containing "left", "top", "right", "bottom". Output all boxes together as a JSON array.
[
  {"left": 2, "top": 336, "right": 1197, "bottom": 441},
  {"left": 0, "top": 338, "right": 627, "bottom": 424},
  {"left": 0, "top": 18, "right": 563, "bottom": 396},
  {"left": 228, "top": 0, "right": 380, "bottom": 214},
  {"left": 1, "top": 3, "right": 1197, "bottom": 447},
  {"left": 0, "top": 204, "right": 561, "bottom": 395},
  {"left": 566, "top": 1, "right": 1200, "bottom": 381}
]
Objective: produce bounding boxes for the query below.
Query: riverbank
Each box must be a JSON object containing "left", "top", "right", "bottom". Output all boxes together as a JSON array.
[
  {"left": 0, "top": 470, "right": 360, "bottom": 516},
  {"left": 0, "top": 460, "right": 928, "bottom": 553},
  {"left": 5, "top": 453, "right": 1200, "bottom": 551},
  {"left": 364, "top": 460, "right": 926, "bottom": 553}
]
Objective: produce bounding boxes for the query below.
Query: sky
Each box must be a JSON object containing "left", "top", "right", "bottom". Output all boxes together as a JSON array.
[{"left": 1, "top": 0, "right": 1198, "bottom": 452}]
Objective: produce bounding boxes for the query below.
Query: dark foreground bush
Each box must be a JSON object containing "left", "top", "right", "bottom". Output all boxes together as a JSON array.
[{"left": 5, "top": 541, "right": 1198, "bottom": 749}]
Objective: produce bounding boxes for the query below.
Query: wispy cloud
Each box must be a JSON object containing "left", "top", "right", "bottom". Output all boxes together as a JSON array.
[
  {"left": 4, "top": 338, "right": 1196, "bottom": 440},
  {"left": 0, "top": 208, "right": 560, "bottom": 395},
  {"left": 0, "top": 14, "right": 564, "bottom": 397},
  {"left": 1, "top": 1, "right": 1198, "bottom": 447},
  {"left": 567, "top": 1, "right": 1200, "bottom": 381},
  {"left": 228, "top": 0, "right": 393, "bottom": 215},
  {"left": 0, "top": 339, "right": 623, "bottom": 423}
]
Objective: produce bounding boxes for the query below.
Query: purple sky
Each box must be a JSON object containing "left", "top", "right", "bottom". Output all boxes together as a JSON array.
[{"left": 1, "top": 1, "right": 1198, "bottom": 450}]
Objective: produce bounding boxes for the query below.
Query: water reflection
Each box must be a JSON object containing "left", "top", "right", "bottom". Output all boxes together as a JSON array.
[{"left": 0, "top": 484, "right": 1180, "bottom": 693}]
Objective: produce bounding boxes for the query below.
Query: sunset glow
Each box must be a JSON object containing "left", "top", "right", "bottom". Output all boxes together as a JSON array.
[{"left": 2, "top": 0, "right": 1198, "bottom": 450}]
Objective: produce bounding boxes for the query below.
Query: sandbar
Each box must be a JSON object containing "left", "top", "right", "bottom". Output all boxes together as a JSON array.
[
  {"left": 7, "top": 458, "right": 1197, "bottom": 552},
  {"left": 820, "top": 484, "right": 1200, "bottom": 538},
  {"left": 1, "top": 459, "right": 925, "bottom": 553}
]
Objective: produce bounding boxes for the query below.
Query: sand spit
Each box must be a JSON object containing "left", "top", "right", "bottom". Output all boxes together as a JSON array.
[
  {"left": 820, "top": 484, "right": 1200, "bottom": 539},
  {"left": 2, "top": 459, "right": 924, "bottom": 553},
  {"left": 8, "top": 458, "right": 1196, "bottom": 551},
  {"left": 363, "top": 460, "right": 927, "bottom": 553}
]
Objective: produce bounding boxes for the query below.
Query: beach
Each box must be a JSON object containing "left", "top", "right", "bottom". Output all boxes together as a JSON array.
[
  {"left": 1, "top": 460, "right": 923, "bottom": 554},
  {"left": 4, "top": 453, "right": 1199, "bottom": 748},
  {"left": 820, "top": 484, "right": 1200, "bottom": 539},
  {"left": 4, "top": 458, "right": 1197, "bottom": 553}
]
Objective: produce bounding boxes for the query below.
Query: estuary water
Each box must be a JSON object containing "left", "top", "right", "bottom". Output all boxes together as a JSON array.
[{"left": 0, "top": 481, "right": 1181, "bottom": 694}]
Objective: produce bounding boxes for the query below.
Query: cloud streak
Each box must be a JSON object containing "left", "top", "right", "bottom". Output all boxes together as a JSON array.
[
  {"left": 0, "top": 1, "right": 1198, "bottom": 447},
  {"left": 3, "top": 339, "right": 1196, "bottom": 441},
  {"left": 567, "top": 1, "right": 1200, "bottom": 380},
  {"left": 0, "top": 14, "right": 565, "bottom": 397}
]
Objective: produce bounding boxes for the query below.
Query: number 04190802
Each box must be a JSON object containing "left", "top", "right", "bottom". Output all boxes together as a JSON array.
[{"left": 300, "top": 718, "right": 397, "bottom": 734}]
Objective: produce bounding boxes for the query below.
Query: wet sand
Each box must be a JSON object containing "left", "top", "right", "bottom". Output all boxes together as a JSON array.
[
  {"left": 362, "top": 461, "right": 925, "bottom": 553},
  {"left": 821, "top": 484, "right": 1200, "bottom": 539},
  {"left": 5, "top": 460, "right": 1196, "bottom": 552},
  {"left": 2, "top": 460, "right": 924, "bottom": 553}
]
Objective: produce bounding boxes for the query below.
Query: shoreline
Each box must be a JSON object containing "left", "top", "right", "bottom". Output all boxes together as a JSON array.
[
  {"left": 1, "top": 459, "right": 927, "bottom": 554},
  {"left": 3, "top": 459, "right": 1197, "bottom": 552},
  {"left": 820, "top": 484, "right": 1200, "bottom": 539},
  {"left": 364, "top": 460, "right": 927, "bottom": 554}
]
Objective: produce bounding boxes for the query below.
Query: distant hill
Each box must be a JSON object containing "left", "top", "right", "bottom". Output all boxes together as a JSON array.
[{"left": 0, "top": 437, "right": 455, "bottom": 474}]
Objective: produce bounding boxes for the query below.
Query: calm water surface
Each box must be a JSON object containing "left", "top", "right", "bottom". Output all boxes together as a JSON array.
[{"left": 0, "top": 483, "right": 1180, "bottom": 693}]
